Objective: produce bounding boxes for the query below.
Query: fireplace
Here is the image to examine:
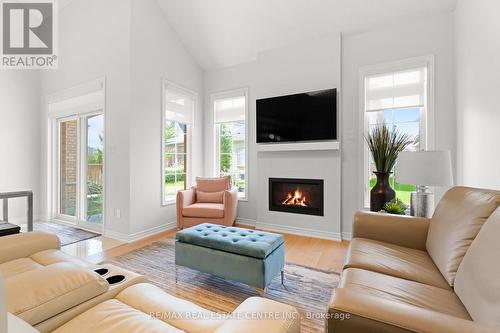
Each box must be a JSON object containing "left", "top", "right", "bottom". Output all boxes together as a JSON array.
[{"left": 269, "top": 178, "right": 324, "bottom": 216}]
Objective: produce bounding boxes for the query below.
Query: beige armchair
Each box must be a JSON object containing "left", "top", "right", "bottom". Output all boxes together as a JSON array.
[{"left": 176, "top": 176, "right": 238, "bottom": 229}]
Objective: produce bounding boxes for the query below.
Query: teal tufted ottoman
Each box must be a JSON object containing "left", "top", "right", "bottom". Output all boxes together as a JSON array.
[{"left": 175, "top": 223, "right": 285, "bottom": 293}]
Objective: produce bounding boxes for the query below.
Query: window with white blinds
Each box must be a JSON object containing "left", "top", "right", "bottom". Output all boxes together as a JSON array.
[
  {"left": 162, "top": 81, "right": 196, "bottom": 204},
  {"left": 213, "top": 90, "right": 248, "bottom": 199},
  {"left": 363, "top": 65, "right": 429, "bottom": 207},
  {"left": 365, "top": 67, "right": 426, "bottom": 112}
]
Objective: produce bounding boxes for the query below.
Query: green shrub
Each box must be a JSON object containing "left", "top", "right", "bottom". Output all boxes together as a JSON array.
[{"left": 381, "top": 198, "right": 407, "bottom": 215}]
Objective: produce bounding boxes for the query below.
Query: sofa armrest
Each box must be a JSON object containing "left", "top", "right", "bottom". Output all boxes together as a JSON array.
[
  {"left": 176, "top": 188, "right": 196, "bottom": 228},
  {"left": 223, "top": 188, "right": 238, "bottom": 226},
  {"left": 328, "top": 288, "right": 497, "bottom": 333},
  {"left": 352, "top": 211, "right": 430, "bottom": 251},
  {"left": 215, "top": 297, "right": 300, "bottom": 333},
  {"left": 0, "top": 232, "right": 60, "bottom": 264}
]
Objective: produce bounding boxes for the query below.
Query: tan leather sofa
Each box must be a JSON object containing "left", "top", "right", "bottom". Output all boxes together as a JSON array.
[
  {"left": 328, "top": 186, "right": 500, "bottom": 333},
  {"left": 0, "top": 232, "right": 300, "bottom": 333}
]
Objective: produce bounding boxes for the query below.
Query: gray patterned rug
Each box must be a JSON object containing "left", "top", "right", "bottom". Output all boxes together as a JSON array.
[
  {"left": 107, "top": 238, "right": 339, "bottom": 333},
  {"left": 34, "top": 222, "right": 100, "bottom": 246}
]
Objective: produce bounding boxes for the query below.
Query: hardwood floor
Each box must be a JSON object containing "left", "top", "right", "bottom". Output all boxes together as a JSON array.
[{"left": 74, "top": 225, "right": 349, "bottom": 273}]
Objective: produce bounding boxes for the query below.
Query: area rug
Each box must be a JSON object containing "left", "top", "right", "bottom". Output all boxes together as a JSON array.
[
  {"left": 107, "top": 238, "right": 339, "bottom": 333},
  {"left": 34, "top": 222, "right": 100, "bottom": 246}
]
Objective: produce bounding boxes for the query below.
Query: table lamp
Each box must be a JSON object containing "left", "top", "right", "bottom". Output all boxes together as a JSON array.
[{"left": 396, "top": 151, "right": 453, "bottom": 217}]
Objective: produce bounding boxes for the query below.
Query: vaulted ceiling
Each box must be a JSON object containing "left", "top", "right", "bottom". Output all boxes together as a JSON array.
[{"left": 156, "top": 0, "right": 456, "bottom": 70}]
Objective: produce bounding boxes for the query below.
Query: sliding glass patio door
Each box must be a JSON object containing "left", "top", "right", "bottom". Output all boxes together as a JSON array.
[{"left": 56, "top": 112, "right": 104, "bottom": 232}]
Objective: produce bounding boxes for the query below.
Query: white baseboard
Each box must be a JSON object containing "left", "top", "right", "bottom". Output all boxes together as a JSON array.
[
  {"left": 341, "top": 232, "right": 352, "bottom": 241},
  {"left": 104, "top": 221, "right": 176, "bottom": 243},
  {"left": 235, "top": 218, "right": 256, "bottom": 227},
  {"left": 237, "top": 218, "right": 342, "bottom": 241}
]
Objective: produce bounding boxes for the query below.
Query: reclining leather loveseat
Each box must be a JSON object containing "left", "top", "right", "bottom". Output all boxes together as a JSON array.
[{"left": 0, "top": 232, "right": 300, "bottom": 333}]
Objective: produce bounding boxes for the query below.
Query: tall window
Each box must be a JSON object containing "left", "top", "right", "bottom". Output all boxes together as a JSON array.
[
  {"left": 213, "top": 90, "right": 248, "bottom": 199},
  {"left": 163, "top": 82, "right": 195, "bottom": 204},
  {"left": 363, "top": 66, "right": 429, "bottom": 206}
]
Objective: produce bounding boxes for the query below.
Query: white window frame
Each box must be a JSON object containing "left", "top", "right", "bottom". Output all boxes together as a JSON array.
[
  {"left": 358, "top": 56, "right": 435, "bottom": 209},
  {"left": 161, "top": 79, "right": 196, "bottom": 206},
  {"left": 211, "top": 88, "right": 249, "bottom": 201}
]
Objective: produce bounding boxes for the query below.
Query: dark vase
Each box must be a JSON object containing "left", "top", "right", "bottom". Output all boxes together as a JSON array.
[{"left": 370, "top": 172, "right": 395, "bottom": 212}]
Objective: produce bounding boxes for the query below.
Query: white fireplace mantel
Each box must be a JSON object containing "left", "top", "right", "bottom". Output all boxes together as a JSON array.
[{"left": 256, "top": 141, "right": 340, "bottom": 152}]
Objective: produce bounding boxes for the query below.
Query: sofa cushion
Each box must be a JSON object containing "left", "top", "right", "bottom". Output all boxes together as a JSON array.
[
  {"left": 454, "top": 207, "right": 500, "bottom": 328},
  {"left": 426, "top": 187, "right": 500, "bottom": 286},
  {"left": 5, "top": 262, "right": 109, "bottom": 325},
  {"left": 176, "top": 223, "right": 284, "bottom": 259},
  {"left": 338, "top": 268, "right": 471, "bottom": 320},
  {"left": 116, "top": 283, "right": 223, "bottom": 333},
  {"left": 0, "top": 258, "right": 43, "bottom": 278},
  {"left": 196, "top": 176, "right": 230, "bottom": 192},
  {"left": 183, "top": 203, "right": 224, "bottom": 218},
  {"left": 197, "top": 190, "right": 224, "bottom": 203},
  {"left": 30, "top": 249, "right": 90, "bottom": 267},
  {"left": 344, "top": 238, "right": 450, "bottom": 289},
  {"left": 52, "top": 299, "right": 184, "bottom": 333}
]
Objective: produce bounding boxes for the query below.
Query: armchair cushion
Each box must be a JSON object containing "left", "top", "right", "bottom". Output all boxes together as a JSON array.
[
  {"left": 196, "top": 176, "right": 230, "bottom": 192},
  {"left": 182, "top": 203, "right": 224, "bottom": 218},
  {"left": 426, "top": 187, "right": 500, "bottom": 286},
  {"left": 344, "top": 238, "right": 450, "bottom": 290},
  {"left": 196, "top": 190, "right": 224, "bottom": 203}
]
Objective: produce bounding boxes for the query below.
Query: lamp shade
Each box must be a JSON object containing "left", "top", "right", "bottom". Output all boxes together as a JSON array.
[{"left": 396, "top": 151, "right": 453, "bottom": 186}]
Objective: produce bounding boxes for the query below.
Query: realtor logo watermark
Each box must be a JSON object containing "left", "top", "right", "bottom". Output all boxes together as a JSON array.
[{"left": 1, "top": 0, "right": 58, "bottom": 69}]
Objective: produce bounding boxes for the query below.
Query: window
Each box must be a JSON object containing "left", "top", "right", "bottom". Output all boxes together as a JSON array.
[
  {"left": 213, "top": 90, "right": 248, "bottom": 199},
  {"left": 162, "top": 81, "right": 195, "bottom": 204},
  {"left": 363, "top": 64, "right": 431, "bottom": 207}
]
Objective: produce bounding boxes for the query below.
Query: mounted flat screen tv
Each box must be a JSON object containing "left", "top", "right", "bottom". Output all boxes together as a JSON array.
[{"left": 256, "top": 88, "right": 337, "bottom": 143}]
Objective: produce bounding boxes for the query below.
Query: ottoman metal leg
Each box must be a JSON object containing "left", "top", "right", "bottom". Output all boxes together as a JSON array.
[{"left": 281, "top": 269, "right": 284, "bottom": 285}]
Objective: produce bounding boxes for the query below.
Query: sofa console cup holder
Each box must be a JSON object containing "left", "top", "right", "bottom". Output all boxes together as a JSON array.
[
  {"left": 94, "top": 268, "right": 109, "bottom": 276},
  {"left": 106, "top": 275, "right": 126, "bottom": 285}
]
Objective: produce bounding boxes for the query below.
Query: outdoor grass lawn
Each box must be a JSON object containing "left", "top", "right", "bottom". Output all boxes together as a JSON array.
[{"left": 165, "top": 180, "right": 185, "bottom": 195}]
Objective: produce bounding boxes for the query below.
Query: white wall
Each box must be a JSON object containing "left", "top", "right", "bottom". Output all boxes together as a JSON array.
[
  {"left": 204, "top": 35, "right": 343, "bottom": 240},
  {"left": 341, "top": 12, "right": 455, "bottom": 235},
  {"left": 455, "top": 0, "right": 500, "bottom": 189},
  {"left": 0, "top": 71, "right": 41, "bottom": 222},
  {"left": 128, "top": 0, "right": 203, "bottom": 236},
  {"left": 40, "top": 0, "right": 203, "bottom": 241},
  {"left": 41, "top": 0, "right": 132, "bottom": 235}
]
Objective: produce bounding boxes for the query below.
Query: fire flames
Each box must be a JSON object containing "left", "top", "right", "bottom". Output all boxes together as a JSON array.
[{"left": 282, "top": 188, "right": 308, "bottom": 207}]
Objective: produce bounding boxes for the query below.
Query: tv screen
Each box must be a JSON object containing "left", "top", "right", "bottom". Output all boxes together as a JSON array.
[{"left": 256, "top": 89, "right": 337, "bottom": 143}]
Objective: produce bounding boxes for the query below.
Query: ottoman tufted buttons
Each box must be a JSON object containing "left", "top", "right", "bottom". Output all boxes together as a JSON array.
[
  {"left": 222, "top": 234, "right": 227, "bottom": 237},
  {"left": 230, "top": 230, "right": 236, "bottom": 233},
  {"left": 203, "top": 233, "right": 209, "bottom": 236},
  {"left": 206, "top": 225, "right": 212, "bottom": 228},
  {"left": 232, "top": 239, "right": 238, "bottom": 242},
  {"left": 214, "top": 230, "right": 219, "bottom": 232},
  {"left": 258, "top": 234, "right": 264, "bottom": 237}
]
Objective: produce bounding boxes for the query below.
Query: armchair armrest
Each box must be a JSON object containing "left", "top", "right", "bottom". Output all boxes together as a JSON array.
[
  {"left": 215, "top": 297, "right": 300, "bottom": 333},
  {"left": 0, "top": 232, "right": 60, "bottom": 264},
  {"left": 352, "top": 211, "right": 430, "bottom": 251},
  {"left": 223, "top": 188, "right": 238, "bottom": 226},
  {"left": 176, "top": 188, "right": 196, "bottom": 228},
  {"left": 328, "top": 288, "right": 497, "bottom": 333}
]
